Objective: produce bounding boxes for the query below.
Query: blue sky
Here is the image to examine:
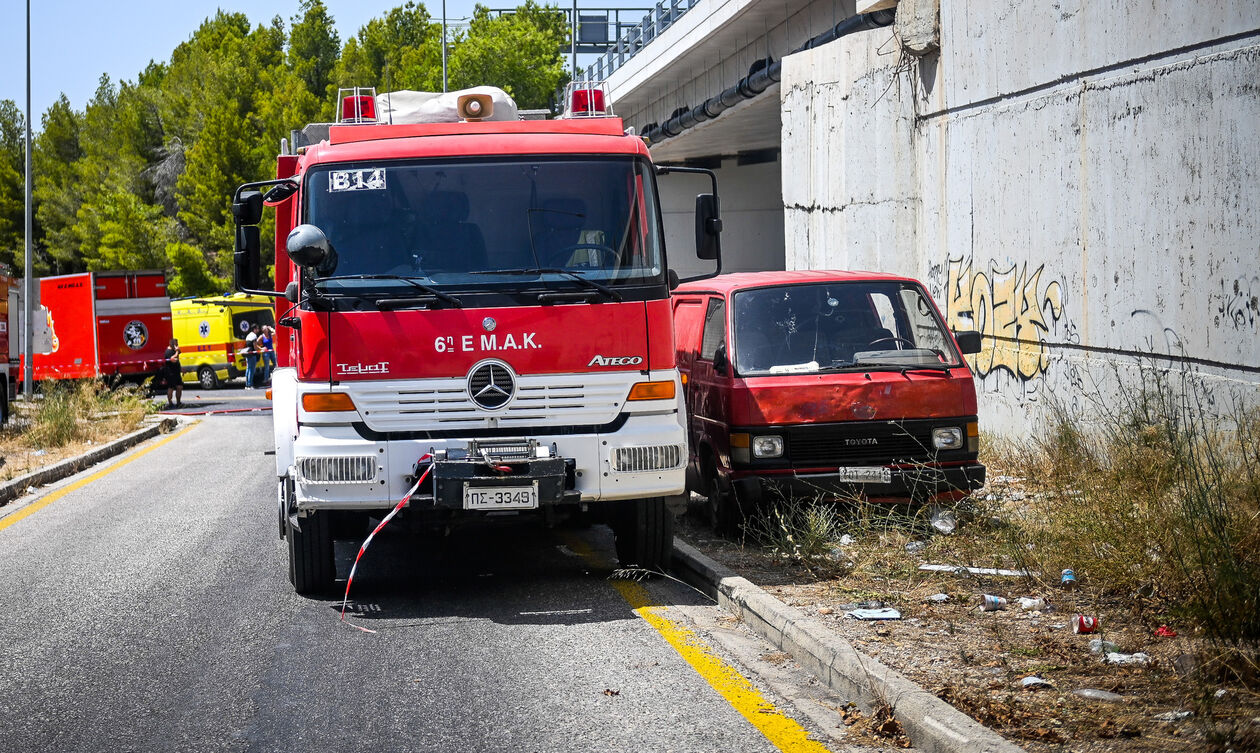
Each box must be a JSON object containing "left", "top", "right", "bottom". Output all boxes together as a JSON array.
[{"left": 1, "top": 0, "right": 635, "bottom": 128}]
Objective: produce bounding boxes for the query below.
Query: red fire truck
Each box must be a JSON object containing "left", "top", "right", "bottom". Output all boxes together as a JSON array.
[
  {"left": 232, "top": 85, "right": 721, "bottom": 593},
  {"left": 21, "top": 270, "right": 172, "bottom": 385}
]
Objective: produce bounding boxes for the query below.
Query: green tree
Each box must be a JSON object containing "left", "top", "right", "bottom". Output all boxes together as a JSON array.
[
  {"left": 332, "top": 2, "right": 441, "bottom": 92},
  {"left": 449, "top": 2, "right": 569, "bottom": 109},
  {"left": 32, "top": 95, "right": 83, "bottom": 274},
  {"left": 0, "top": 100, "right": 25, "bottom": 271},
  {"left": 290, "top": 0, "right": 341, "bottom": 102},
  {"left": 74, "top": 190, "right": 173, "bottom": 271}
]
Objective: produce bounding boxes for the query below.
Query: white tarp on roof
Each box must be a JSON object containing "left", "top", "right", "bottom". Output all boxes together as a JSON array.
[{"left": 375, "top": 86, "right": 519, "bottom": 124}]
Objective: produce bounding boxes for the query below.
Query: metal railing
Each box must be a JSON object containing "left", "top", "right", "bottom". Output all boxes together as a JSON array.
[{"left": 579, "top": 0, "right": 697, "bottom": 81}]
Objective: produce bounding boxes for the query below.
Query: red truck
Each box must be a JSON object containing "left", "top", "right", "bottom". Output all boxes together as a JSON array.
[
  {"left": 22, "top": 271, "right": 172, "bottom": 385},
  {"left": 231, "top": 85, "right": 721, "bottom": 593},
  {"left": 673, "top": 271, "right": 986, "bottom": 531}
]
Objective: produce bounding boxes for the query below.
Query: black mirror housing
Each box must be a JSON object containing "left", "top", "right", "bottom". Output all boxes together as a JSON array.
[
  {"left": 232, "top": 191, "right": 264, "bottom": 226},
  {"left": 954, "top": 330, "right": 983, "bottom": 355},
  {"left": 695, "top": 193, "right": 722, "bottom": 261},
  {"left": 234, "top": 225, "right": 261, "bottom": 291},
  {"left": 263, "top": 180, "right": 298, "bottom": 205},
  {"left": 713, "top": 343, "right": 729, "bottom": 375},
  {"left": 667, "top": 269, "right": 680, "bottom": 291},
  {"left": 286, "top": 224, "right": 331, "bottom": 269}
]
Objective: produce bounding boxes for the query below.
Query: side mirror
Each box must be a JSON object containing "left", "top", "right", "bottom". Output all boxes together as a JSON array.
[
  {"left": 286, "top": 224, "right": 331, "bottom": 270},
  {"left": 667, "top": 269, "right": 680, "bottom": 291},
  {"left": 695, "top": 193, "right": 722, "bottom": 261},
  {"left": 231, "top": 190, "right": 264, "bottom": 226},
  {"left": 263, "top": 180, "right": 298, "bottom": 205},
  {"left": 954, "top": 330, "right": 982, "bottom": 355},
  {"left": 713, "top": 343, "right": 729, "bottom": 375},
  {"left": 284, "top": 280, "right": 300, "bottom": 303},
  {"left": 234, "top": 225, "right": 261, "bottom": 291}
]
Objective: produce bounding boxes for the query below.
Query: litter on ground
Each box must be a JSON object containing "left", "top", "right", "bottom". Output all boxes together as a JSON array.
[{"left": 845, "top": 608, "right": 902, "bottom": 620}]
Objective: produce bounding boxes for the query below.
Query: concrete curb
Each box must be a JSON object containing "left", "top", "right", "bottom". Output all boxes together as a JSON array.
[
  {"left": 671, "top": 537, "right": 1026, "bottom": 753},
  {"left": 0, "top": 416, "right": 180, "bottom": 508}
]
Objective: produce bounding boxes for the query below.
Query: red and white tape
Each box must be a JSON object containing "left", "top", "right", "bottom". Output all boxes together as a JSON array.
[{"left": 340, "top": 453, "right": 433, "bottom": 632}]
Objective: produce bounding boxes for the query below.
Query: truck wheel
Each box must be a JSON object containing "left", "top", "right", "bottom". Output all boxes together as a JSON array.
[
  {"left": 197, "top": 366, "right": 219, "bottom": 390},
  {"left": 286, "top": 509, "right": 335, "bottom": 595},
  {"left": 613, "top": 497, "right": 673, "bottom": 572}
]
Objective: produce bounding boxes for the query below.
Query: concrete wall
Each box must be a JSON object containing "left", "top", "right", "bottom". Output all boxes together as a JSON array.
[
  {"left": 782, "top": 0, "right": 1260, "bottom": 434},
  {"left": 660, "top": 158, "right": 785, "bottom": 279}
]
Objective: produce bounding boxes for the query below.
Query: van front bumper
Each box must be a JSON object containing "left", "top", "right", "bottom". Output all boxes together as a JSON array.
[{"left": 732, "top": 462, "right": 986, "bottom": 504}]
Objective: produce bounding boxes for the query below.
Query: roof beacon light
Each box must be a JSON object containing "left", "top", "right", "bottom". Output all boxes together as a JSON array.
[
  {"left": 561, "top": 81, "right": 613, "bottom": 119},
  {"left": 337, "top": 86, "right": 378, "bottom": 124}
]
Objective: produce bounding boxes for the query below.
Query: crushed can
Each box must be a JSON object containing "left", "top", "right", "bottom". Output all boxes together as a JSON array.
[
  {"left": 980, "top": 594, "right": 1008, "bottom": 612},
  {"left": 1072, "top": 614, "right": 1099, "bottom": 634},
  {"left": 1061, "top": 569, "right": 1077, "bottom": 588}
]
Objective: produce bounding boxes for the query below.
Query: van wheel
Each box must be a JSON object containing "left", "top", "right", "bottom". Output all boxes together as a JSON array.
[
  {"left": 612, "top": 497, "right": 672, "bottom": 572},
  {"left": 197, "top": 366, "right": 219, "bottom": 390},
  {"left": 286, "top": 509, "right": 335, "bottom": 595},
  {"left": 706, "top": 471, "right": 739, "bottom": 536}
]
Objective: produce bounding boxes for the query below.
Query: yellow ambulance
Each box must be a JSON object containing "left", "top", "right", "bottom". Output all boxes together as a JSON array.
[{"left": 170, "top": 294, "right": 275, "bottom": 388}]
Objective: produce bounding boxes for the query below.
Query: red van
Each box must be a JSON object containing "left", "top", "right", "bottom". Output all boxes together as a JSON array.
[{"left": 673, "top": 271, "right": 986, "bottom": 530}]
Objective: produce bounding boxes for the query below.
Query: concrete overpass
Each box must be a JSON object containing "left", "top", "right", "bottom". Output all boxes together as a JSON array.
[{"left": 583, "top": 0, "right": 1260, "bottom": 435}]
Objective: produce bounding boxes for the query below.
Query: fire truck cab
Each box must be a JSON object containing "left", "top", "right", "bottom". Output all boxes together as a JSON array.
[{"left": 233, "top": 85, "right": 721, "bottom": 593}]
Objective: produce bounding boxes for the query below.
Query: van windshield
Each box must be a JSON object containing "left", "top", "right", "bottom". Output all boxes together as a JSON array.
[
  {"left": 732, "top": 281, "right": 963, "bottom": 375},
  {"left": 303, "top": 156, "right": 664, "bottom": 294}
]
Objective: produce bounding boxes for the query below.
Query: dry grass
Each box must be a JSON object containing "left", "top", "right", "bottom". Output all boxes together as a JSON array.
[{"left": 0, "top": 380, "right": 154, "bottom": 481}]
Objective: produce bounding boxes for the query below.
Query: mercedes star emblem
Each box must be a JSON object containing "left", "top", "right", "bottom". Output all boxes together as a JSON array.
[
  {"left": 482, "top": 317, "right": 497, "bottom": 332},
  {"left": 468, "top": 361, "right": 514, "bottom": 409}
]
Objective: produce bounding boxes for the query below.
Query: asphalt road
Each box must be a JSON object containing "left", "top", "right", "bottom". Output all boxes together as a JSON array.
[{"left": 0, "top": 406, "right": 868, "bottom": 753}]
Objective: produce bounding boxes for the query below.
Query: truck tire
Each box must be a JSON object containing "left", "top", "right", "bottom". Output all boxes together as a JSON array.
[
  {"left": 705, "top": 470, "right": 740, "bottom": 536},
  {"left": 613, "top": 497, "right": 673, "bottom": 572},
  {"left": 287, "top": 509, "right": 335, "bottom": 595},
  {"left": 197, "top": 366, "right": 219, "bottom": 390}
]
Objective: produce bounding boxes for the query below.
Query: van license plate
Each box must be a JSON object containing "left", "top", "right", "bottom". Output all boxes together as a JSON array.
[
  {"left": 836, "top": 467, "right": 892, "bottom": 483},
  {"left": 463, "top": 483, "right": 539, "bottom": 510}
]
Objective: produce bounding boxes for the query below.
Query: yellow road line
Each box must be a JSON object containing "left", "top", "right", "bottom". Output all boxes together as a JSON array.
[
  {"left": 564, "top": 534, "right": 831, "bottom": 753},
  {"left": 0, "top": 422, "right": 199, "bottom": 533}
]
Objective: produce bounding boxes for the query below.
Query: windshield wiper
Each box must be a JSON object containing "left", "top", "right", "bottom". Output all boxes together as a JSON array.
[
  {"left": 818, "top": 359, "right": 954, "bottom": 375},
  {"left": 315, "top": 274, "right": 462, "bottom": 308},
  {"left": 469, "top": 267, "right": 622, "bottom": 302}
]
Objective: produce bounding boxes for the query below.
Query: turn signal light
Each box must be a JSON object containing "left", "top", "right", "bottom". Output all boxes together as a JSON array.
[
  {"left": 265, "top": 389, "right": 273, "bottom": 400},
  {"left": 627, "top": 380, "right": 675, "bottom": 401},
  {"left": 302, "top": 392, "right": 356, "bottom": 412}
]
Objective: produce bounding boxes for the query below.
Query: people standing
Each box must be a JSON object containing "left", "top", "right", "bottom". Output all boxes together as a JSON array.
[
  {"left": 244, "top": 324, "right": 260, "bottom": 389},
  {"left": 260, "top": 325, "right": 275, "bottom": 385},
  {"left": 163, "top": 338, "right": 183, "bottom": 408}
]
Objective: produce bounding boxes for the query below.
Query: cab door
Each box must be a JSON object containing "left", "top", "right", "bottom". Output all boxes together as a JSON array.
[
  {"left": 672, "top": 295, "right": 707, "bottom": 488},
  {"left": 688, "top": 295, "right": 733, "bottom": 486}
]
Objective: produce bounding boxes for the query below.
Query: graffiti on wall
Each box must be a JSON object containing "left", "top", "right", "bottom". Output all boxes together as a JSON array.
[
  {"left": 1215, "top": 276, "right": 1259, "bottom": 332},
  {"left": 929, "top": 256, "right": 1073, "bottom": 381}
]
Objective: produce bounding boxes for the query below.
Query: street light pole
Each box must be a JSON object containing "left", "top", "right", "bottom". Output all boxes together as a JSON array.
[
  {"left": 571, "top": 0, "right": 578, "bottom": 79},
  {"left": 23, "top": 0, "right": 33, "bottom": 398},
  {"left": 442, "top": 0, "right": 448, "bottom": 92}
]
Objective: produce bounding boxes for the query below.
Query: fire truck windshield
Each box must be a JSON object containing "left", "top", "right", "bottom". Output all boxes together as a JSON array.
[{"left": 304, "top": 157, "right": 664, "bottom": 297}]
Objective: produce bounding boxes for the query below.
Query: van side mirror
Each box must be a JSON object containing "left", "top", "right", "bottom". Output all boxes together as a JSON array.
[
  {"left": 954, "top": 330, "right": 982, "bottom": 355},
  {"left": 231, "top": 190, "right": 264, "bottom": 227},
  {"left": 713, "top": 343, "right": 729, "bottom": 375},
  {"left": 695, "top": 194, "right": 722, "bottom": 261},
  {"left": 234, "top": 225, "right": 261, "bottom": 291},
  {"left": 667, "top": 269, "right": 680, "bottom": 291}
]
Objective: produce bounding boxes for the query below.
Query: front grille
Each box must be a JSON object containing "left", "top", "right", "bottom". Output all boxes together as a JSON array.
[
  {"left": 612, "top": 444, "right": 684, "bottom": 473},
  {"left": 786, "top": 419, "right": 970, "bottom": 467},
  {"left": 351, "top": 373, "right": 632, "bottom": 432},
  {"left": 297, "top": 455, "right": 377, "bottom": 484}
]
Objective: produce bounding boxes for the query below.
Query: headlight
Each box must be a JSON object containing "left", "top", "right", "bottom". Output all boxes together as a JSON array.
[
  {"left": 932, "top": 427, "right": 964, "bottom": 450},
  {"left": 752, "top": 435, "right": 784, "bottom": 458}
]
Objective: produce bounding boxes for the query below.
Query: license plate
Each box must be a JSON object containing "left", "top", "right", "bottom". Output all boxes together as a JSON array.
[
  {"left": 463, "top": 483, "right": 539, "bottom": 511},
  {"left": 836, "top": 466, "right": 892, "bottom": 483}
]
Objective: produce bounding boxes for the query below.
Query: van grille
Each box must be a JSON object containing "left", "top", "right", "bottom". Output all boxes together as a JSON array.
[{"left": 786, "top": 419, "right": 973, "bottom": 467}]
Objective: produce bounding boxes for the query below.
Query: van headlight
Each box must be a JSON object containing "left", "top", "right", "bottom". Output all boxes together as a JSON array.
[
  {"left": 932, "top": 427, "right": 964, "bottom": 450},
  {"left": 752, "top": 435, "right": 784, "bottom": 459}
]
